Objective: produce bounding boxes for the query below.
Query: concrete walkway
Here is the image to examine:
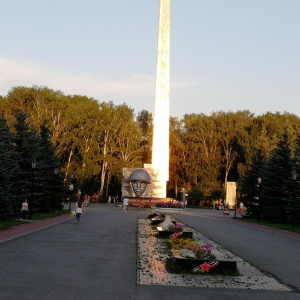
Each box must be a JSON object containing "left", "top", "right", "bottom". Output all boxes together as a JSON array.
[{"left": 0, "top": 205, "right": 299, "bottom": 300}]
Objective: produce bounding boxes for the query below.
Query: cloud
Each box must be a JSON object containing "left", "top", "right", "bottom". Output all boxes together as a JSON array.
[
  {"left": 0, "top": 56, "right": 212, "bottom": 118},
  {"left": 0, "top": 56, "right": 156, "bottom": 101}
]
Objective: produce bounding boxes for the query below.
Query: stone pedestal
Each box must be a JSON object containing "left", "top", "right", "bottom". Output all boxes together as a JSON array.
[{"left": 154, "top": 208, "right": 182, "bottom": 230}]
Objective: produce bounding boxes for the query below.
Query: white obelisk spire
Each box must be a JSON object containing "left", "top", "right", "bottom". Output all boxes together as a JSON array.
[{"left": 151, "top": 0, "right": 170, "bottom": 197}]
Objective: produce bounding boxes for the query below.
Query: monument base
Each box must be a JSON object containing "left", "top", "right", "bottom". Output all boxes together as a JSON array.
[{"left": 126, "top": 197, "right": 173, "bottom": 208}]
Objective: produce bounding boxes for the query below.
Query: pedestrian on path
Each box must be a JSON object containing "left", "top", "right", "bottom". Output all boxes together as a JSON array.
[
  {"left": 123, "top": 197, "right": 129, "bottom": 213},
  {"left": 75, "top": 199, "right": 85, "bottom": 223},
  {"left": 107, "top": 195, "right": 111, "bottom": 205},
  {"left": 21, "top": 199, "right": 28, "bottom": 220},
  {"left": 238, "top": 201, "right": 244, "bottom": 215},
  {"left": 83, "top": 193, "right": 88, "bottom": 206}
]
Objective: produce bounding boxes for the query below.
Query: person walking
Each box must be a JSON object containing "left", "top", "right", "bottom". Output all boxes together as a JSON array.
[
  {"left": 212, "top": 200, "right": 216, "bottom": 210},
  {"left": 123, "top": 197, "right": 129, "bottom": 213},
  {"left": 238, "top": 201, "right": 244, "bottom": 215},
  {"left": 107, "top": 195, "right": 111, "bottom": 205},
  {"left": 83, "top": 194, "right": 88, "bottom": 206},
  {"left": 75, "top": 199, "right": 85, "bottom": 223},
  {"left": 21, "top": 199, "right": 28, "bottom": 220}
]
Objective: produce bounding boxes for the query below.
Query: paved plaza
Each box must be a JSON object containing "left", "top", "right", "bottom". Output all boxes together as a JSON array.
[{"left": 0, "top": 204, "right": 299, "bottom": 300}]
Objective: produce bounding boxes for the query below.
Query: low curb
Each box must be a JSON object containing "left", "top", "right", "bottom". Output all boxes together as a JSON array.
[{"left": 0, "top": 213, "right": 71, "bottom": 244}]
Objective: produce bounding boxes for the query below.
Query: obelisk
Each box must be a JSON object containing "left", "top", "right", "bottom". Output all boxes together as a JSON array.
[{"left": 151, "top": 0, "right": 170, "bottom": 198}]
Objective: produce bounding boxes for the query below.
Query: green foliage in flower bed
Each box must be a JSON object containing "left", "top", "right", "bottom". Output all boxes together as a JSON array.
[
  {"left": 168, "top": 223, "right": 183, "bottom": 232},
  {"left": 166, "top": 237, "right": 196, "bottom": 249},
  {"left": 166, "top": 237, "right": 216, "bottom": 259}
]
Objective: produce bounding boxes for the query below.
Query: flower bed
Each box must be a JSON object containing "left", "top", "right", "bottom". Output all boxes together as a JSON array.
[
  {"left": 168, "top": 223, "right": 183, "bottom": 232},
  {"left": 156, "top": 201, "right": 182, "bottom": 208}
]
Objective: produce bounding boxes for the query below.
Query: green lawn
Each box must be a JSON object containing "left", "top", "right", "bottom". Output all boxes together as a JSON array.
[
  {"left": 189, "top": 206, "right": 300, "bottom": 234},
  {"left": 0, "top": 210, "right": 69, "bottom": 231},
  {"left": 239, "top": 217, "right": 300, "bottom": 234}
]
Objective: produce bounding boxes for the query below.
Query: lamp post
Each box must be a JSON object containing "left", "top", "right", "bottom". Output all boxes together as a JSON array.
[
  {"left": 181, "top": 188, "right": 186, "bottom": 209},
  {"left": 257, "top": 177, "right": 262, "bottom": 222},
  {"left": 30, "top": 159, "right": 37, "bottom": 219},
  {"left": 54, "top": 168, "right": 59, "bottom": 212},
  {"left": 234, "top": 182, "right": 238, "bottom": 219},
  {"left": 291, "top": 171, "right": 297, "bottom": 228}
]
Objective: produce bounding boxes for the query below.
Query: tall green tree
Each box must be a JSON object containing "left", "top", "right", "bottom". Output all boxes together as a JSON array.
[
  {"left": 213, "top": 111, "right": 252, "bottom": 192},
  {"left": 241, "top": 148, "right": 265, "bottom": 204},
  {"left": 260, "top": 134, "right": 294, "bottom": 223},
  {"left": 0, "top": 116, "right": 20, "bottom": 218},
  {"left": 12, "top": 112, "right": 40, "bottom": 214},
  {"left": 34, "top": 124, "right": 63, "bottom": 212},
  {"left": 169, "top": 117, "right": 187, "bottom": 197},
  {"left": 182, "top": 114, "right": 222, "bottom": 198},
  {"left": 104, "top": 104, "right": 143, "bottom": 199},
  {"left": 137, "top": 110, "right": 153, "bottom": 165},
  {"left": 291, "top": 136, "right": 300, "bottom": 224}
]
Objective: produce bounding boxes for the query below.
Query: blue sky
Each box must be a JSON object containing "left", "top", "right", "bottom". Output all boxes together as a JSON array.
[{"left": 1, "top": 0, "right": 299, "bottom": 119}]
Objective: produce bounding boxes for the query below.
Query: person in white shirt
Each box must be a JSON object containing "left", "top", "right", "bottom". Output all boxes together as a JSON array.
[
  {"left": 123, "top": 197, "right": 129, "bottom": 213},
  {"left": 75, "top": 199, "right": 85, "bottom": 223},
  {"left": 238, "top": 201, "right": 244, "bottom": 215},
  {"left": 21, "top": 199, "right": 28, "bottom": 219}
]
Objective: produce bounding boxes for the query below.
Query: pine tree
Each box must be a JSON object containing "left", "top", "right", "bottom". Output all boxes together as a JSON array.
[
  {"left": 0, "top": 116, "right": 20, "bottom": 218},
  {"left": 34, "top": 123, "right": 62, "bottom": 212},
  {"left": 260, "top": 134, "right": 294, "bottom": 223},
  {"left": 12, "top": 112, "right": 40, "bottom": 216},
  {"left": 241, "top": 148, "right": 265, "bottom": 205},
  {"left": 292, "top": 136, "right": 300, "bottom": 225}
]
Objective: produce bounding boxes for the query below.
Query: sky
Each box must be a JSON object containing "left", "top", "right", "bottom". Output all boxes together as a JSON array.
[{"left": 1, "top": 0, "right": 299, "bottom": 119}]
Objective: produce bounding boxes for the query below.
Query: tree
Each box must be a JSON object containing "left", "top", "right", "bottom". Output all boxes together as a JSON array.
[
  {"left": 0, "top": 115, "right": 20, "bottom": 218},
  {"left": 241, "top": 148, "right": 265, "bottom": 205},
  {"left": 169, "top": 117, "right": 187, "bottom": 197},
  {"left": 11, "top": 112, "right": 40, "bottom": 215},
  {"left": 181, "top": 114, "right": 222, "bottom": 199},
  {"left": 104, "top": 104, "right": 143, "bottom": 199},
  {"left": 213, "top": 111, "right": 252, "bottom": 194},
  {"left": 291, "top": 136, "right": 300, "bottom": 224},
  {"left": 249, "top": 112, "right": 300, "bottom": 160},
  {"left": 260, "top": 134, "right": 294, "bottom": 223},
  {"left": 34, "top": 123, "right": 63, "bottom": 212},
  {"left": 137, "top": 110, "right": 153, "bottom": 165}
]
